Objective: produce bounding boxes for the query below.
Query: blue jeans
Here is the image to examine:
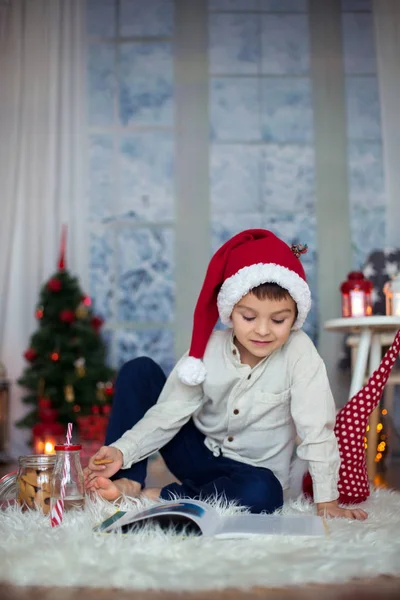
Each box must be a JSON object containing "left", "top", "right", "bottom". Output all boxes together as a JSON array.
[{"left": 105, "top": 357, "right": 283, "bottom": 514}]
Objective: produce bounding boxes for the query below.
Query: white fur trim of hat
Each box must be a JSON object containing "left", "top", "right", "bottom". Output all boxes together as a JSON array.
[{"left": 217, "top": 263, "right": 311, "bottom": 329}]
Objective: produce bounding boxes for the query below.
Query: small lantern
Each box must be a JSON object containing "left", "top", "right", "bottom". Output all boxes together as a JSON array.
[
  {"left": 340, "top": 271, "right": 373, "bottom": 318},
  {"left": 32, "top": 401, "right": 64, "bottom": 455},
  {"left": 384, "top": 273, "right": 400, "bottom": 317},
  {"left": 32, "top": 420, "right": 64, "bottom": 455},
  {"left": 0, "top": 361, "right": 11, "bottom": 463}
]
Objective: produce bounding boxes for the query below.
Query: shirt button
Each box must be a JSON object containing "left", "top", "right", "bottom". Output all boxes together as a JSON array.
[
  {"left": 233, "top": 409, "right": 239, "bottom": 415},
  {"left": 227, "top": 436, "right": 234, "bottom": 442},
  {"left": 247, "top": 374, "right": 251, "bottom": 380}
]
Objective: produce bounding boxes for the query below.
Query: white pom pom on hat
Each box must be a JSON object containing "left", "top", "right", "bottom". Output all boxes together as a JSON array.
[{"left": 177, "top": 229, "right": 311, "bottom": 386}]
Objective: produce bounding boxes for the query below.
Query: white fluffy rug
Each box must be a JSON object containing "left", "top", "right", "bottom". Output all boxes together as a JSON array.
[{"left": 1, "top": 489, "right": 400, "bottom": 592}]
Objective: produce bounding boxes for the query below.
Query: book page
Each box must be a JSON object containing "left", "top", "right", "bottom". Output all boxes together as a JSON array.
[
  {"left": 215, "top": 514, "right": 327, "bottom": 538},
  {"left": 93, "top": 499, "right": 221, "bottom": 536}
]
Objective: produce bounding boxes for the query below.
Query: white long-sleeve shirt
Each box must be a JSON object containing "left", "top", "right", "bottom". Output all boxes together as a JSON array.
[{"left": 111, "top": 329, "right": 340, "bottom": 503}]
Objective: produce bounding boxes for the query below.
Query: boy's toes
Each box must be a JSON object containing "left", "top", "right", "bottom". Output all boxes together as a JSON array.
[{"left": 92, "top": 476, "right": 121, "bottom": 501}]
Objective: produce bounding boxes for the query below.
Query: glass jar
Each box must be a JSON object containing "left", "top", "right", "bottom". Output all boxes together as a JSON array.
[
  {"left": 16, "top": 454, "right": 56, "bottom": 514},
  {"left": 0, "top": 470, "right": 17, "bottom": 508},
  {"left": 50, "top": 444, "right": 85, "bottom": 512}
]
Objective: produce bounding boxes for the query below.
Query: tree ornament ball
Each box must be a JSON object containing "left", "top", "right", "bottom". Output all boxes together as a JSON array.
[
  {"left": 60, "top": 309, "right": 75, "bottom": 323},
  {"left": 38, "top": 397, "right": 52, "bottom": 410},
  {"left": 35, "top": 306, "right": 44, "bottom": 319},
  {"left": 24, "top": 348, "right": 37, "bottom": 362},
  {"left": 47, "top": 278, "right": 62, "bottom": 292},
  {"left": 50, "top": 351, "right": 59, "bottom": 362}
]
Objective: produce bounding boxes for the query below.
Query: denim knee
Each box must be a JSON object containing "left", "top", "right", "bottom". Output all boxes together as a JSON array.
[
  {"left": 118, "top": 356, "right": 162, "bottom": 380},
  {"left": 239, "top": 472, "right": 283, "bottom": 514}
]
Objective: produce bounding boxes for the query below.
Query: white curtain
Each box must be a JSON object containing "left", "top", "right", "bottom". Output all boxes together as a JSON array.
[
  {"left": 0, "top": 0, "right": 88, "bottom": 457},
  {"left": 372, "top": 0, "right": 400, "bottom": 247}
]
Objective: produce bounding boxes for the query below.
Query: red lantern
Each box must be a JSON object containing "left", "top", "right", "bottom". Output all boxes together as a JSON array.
[
  {"left": 340, "top": 271, "right": 373, "bottom": 318},
  {"left": 32, "top": 416, "right": 64, "bottom": 455}
]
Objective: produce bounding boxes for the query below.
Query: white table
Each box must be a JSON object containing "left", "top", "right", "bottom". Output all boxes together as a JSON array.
[{"left": 324, "top": 316, "right": 400, "bottom": 480}]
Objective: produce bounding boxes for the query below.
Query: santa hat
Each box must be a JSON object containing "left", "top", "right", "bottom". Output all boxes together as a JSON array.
[
  {"left": 303, "top": 327, "right": 400, "bottom": 504},
  {"left": 177, "top": 229, "right": 311, "bottom": 386}
]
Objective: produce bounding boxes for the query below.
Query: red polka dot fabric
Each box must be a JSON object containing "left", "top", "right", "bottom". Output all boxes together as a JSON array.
[{"left": 303, "top": 328, "right": 400, "bottom": 505}]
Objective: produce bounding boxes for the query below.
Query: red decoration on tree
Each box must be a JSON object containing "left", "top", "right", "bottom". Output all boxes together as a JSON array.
[
  {"left": 104, "top": 382, "right": 114, "bottom": 397},
  {"left": 35, "top": 307, "right": 44, "bottom": 319},
  {"left": 91, "top": 405, "right": 100, "bottom": 415},
  {"left": 47, "top": 278, "right": 62, "bottom": 292},
  {"left": 38, "top": 397, "right": 52, "bottom": 410},
  {"left": 91, "top": 316, "right": 104, "bottom": 334},
  {"left": 102, "top": 404, "right": 111, "bottom": 415},
  {"left": 60, "top": 309, "right": 75, "bottom": 323},
  {"left": 24, "top": 348, "right": 38, "bottom": 362},
  {"left": 50, "top": 351, "right": 60, "bottom": 362},
  {"left": 82, "top": 295, "right": 92, "bottom": 306}
]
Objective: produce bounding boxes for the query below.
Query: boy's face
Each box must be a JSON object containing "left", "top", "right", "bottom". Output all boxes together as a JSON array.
[{"left": 230, "top": 291, "right": 297, "bottom": 367}]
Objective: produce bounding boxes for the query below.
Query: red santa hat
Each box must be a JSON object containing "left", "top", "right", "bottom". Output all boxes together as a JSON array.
[
  {"left": 177, "top": 229, "right": 311, "bottom": 386},
  {"left": 303, "top": 327, "right": 400, "bottom": 504}
]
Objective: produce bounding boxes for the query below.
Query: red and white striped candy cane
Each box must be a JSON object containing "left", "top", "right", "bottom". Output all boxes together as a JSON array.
[{"left": 50, "top": 423, "right": 73, "bottom": 528}]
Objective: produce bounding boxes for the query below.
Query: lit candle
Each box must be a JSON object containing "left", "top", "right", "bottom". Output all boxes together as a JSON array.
[{"left": 350, "top": 290, "right": 365, "bottom": 317}]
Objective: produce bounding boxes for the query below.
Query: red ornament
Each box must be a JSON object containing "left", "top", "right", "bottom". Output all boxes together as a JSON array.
[
  {"left": 24, "top": 348, "right": 37, "bottom": 362},
  {"left": 47, "top": 278, "right": 62, "bottom": 292},
  {"left": 50, "top": 351, "right": 60, "bottom": 362},
  {"left": 91, "top": 405, "right": 100, "bottom": 415},
  {"left": 73, "top": 404, "right": 81, "bottom": 413},
  {"left": 35, "top": 307, "right": 44, "bottom": 319},
  {"left": 60, "top": 309, "right": 75, "bottom": 323},
  {"left": 104, "top": 382, "right": 114, "bottom": 396},
  {"left": 38, "top": 397, "right": 52, "bottom": 410},
  {"left": 82, "top": 295, "right": 92, "bottom": 306},
  {"left": 91, "top": 316, "right": 104, "bottom": 334},
  {"left": 102, "top": 404, "right": 112, "bottom": 415}
]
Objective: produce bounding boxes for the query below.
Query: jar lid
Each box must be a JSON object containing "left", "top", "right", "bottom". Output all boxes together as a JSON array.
[
  {"left": 18, "top": 454, "right": 56, "bottom": 467},
  {"left": 54, "top": 444, "right": 82, "bottom": 451},
  {"left": 0, "top": 471, "right": 17, "bottom": 506}
]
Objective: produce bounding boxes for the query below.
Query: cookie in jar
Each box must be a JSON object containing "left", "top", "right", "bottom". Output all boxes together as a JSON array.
[{"left": 17, "top": 454, "right": 56, "bottom": 514}]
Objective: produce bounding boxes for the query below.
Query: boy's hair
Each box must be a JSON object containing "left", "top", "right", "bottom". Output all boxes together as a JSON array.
[{"left": 250, "top": 283, "right": 299, "bottom": 319}]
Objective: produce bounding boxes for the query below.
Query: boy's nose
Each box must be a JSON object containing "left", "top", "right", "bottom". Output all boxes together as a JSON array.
[{"left": 254, "top": 321, "right": 270, "bottom": 336}]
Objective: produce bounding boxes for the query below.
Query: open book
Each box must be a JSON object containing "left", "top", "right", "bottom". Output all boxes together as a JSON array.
[{"left": 94, "top": 499, "right": 328, "bottom": 538}]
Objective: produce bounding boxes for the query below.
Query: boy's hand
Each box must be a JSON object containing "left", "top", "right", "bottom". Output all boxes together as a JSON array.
[
  {"left": 317, "top": 500, "right": 368, "bottom": 521},
  {"left": 85, "top": 446, "right": 123, "bottom": 481}
]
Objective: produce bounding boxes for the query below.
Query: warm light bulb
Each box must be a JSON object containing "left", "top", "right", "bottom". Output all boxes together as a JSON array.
[
  {"left": 366, "top": 425, "right": 370, "bottom": 432},
  {"left": 382, "top": 409, "right": 388, "bottom": 415},
  {"left": 377, "top": 423, "right": 383, "bottom": 432}
]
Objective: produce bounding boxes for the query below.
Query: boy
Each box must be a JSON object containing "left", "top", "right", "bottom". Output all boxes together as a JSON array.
[{"left": 85, "top": 229, "right": 367, "bottom": 520}]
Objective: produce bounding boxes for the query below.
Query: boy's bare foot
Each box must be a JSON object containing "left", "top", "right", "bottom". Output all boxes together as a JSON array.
[
  {"left": 87, "top": 476, "right": 142, "bottom": 501},
  {"left": 141, "top": 487, "right": 162, "bottom": 501}
]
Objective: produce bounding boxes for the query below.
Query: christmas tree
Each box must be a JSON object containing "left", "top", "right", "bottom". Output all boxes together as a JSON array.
[{"left": 17, "top": 229, "right": 115, "bottom": 442}]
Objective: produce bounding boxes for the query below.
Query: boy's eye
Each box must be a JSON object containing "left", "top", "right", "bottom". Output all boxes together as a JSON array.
[
  {"left": 272, "top": 319, "right": 284, "bottom": 324},
  {"left": 242, "top": 316, "right": 255, "bottom": 322}
]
